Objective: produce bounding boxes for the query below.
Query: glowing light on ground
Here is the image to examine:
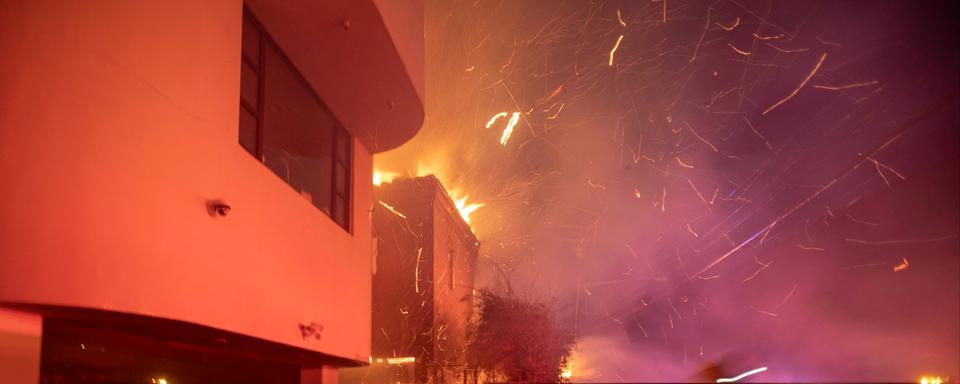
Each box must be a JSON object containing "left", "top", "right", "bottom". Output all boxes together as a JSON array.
[
  {"left": 560, "top": 355, "right": 576, "bottom": 379},
  {"left": 716, "top": 366, "right": 767, "bottom": 383}
]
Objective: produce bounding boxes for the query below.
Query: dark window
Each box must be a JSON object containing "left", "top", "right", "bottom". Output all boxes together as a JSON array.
[
  {"left": 448, "top": 250, "right": 455, "bottom": 290},
  {"left": 240, "top": 8, "right": 351, "bottom": 231}
]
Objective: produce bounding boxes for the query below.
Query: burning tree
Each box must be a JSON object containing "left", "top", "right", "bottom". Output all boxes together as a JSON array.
[{"left": 467, "top": 289, "right": 576, "bottom": 383}]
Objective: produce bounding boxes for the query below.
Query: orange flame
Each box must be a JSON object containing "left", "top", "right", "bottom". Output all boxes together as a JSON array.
[
  {"left": 373, "top": 169, "right": 401, "bottom": 186},
  {"left": 375, "top": 161, "right": 485, "bottom": 228},
  {"left": 451, "top": 192, "right": 485, "bottom": 224}
]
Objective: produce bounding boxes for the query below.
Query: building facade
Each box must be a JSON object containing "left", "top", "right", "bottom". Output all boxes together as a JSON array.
[
  {"left": 360, "top": 176, "right": 479, "bottom": 384},
  {"left": 0, "top": 1, "right": 424, "bottom": 382}
]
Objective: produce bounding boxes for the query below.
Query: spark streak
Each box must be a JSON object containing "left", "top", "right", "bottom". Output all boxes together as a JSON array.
[
  {"left": 845, "top": 213, "right": 880, "bottom": 226},
  {"left": 763, "top": 53, "right": 828, "bottom": 115},
  {"left": 662, "top": 0, "right": 667, "bottom": 23},
  {"left": 667, "top": 298, "right": 683, "bottom": 320},
  {"left": 776, "top": 284, "right": 798, "bottom": 310},
  {"left": 378, "top": 201, "right": 407, "bottom": 219},
  {"left": 499, "top": 112, "right": 520, "bottom": 145},
  {"left": 727, "top": 43, "right": 751, "bottom": 56},
  {"left": 633, "top": 317, "right": 648, "bottom": 337},
  {"left": 617, "top": 9, "right": 627, "bottom": 27},
  {"left": 716, "top": 367, "right": 768, "bottom": 383},
  {"left": 697, "top": 221, "right": 775, "bottom": 277},
  {"left": 414, "top": 247, "right": 422, "bottom": 293},
  {"left": 687, "top": 179, "right": 710, "bottom": 205},
  {"left": 608, "top": 34, "right": 624, "bottom": 66},
  {"left": 716, "top": 17, "right": 740, "bottom": 31},
  {"left": 675, "top": 157, "right": 695, "bottom": 168},
  {"left": 796, "top": 244, "right": 824, "bottom": 251},
  {"left": 744, "top": 117, "right": 773, "bottom": 150},
  {"left": 765, "top": 43, "right": 809, "bottom": 53},
  {"left": 865, "top": 155, "right": 907, "bottom": 185},
  {"left": 689, "top": 7, "right": 710, "bottom": 62},
  {"left": 872, "top": 160, "right": 892, "bottom": 186},
  {"left": 753, "top": 33, "right": 784, "bottom": 40},
  {"left": 893, "top": 257, "right": 910, "bottom": 272},
  {"left": 817, "top": 37, "right": 843, "bottom": 47},
  {"left": 813, "top": 80, "right": 879, "bottom": 90},
  {"left": 587, "top": 180, "right": 606, "bottom": 191},
  {"left": 742, "top": 256, "right": 773, "bottom": 283},
  {"left": 547, "top": 103, "right": 565, "bottom": 119},
  {"left": 661, "top": 187, "right": 667, "bottom": 213},
  {"left": 484, "top": 112, "right": 508, "bottom": 129},
  {"left": 845, "top": 234, "right": 958, "bottom": 245},
  {"left": 750, "top": 306, "right": 779, "bottom": 317},
  {"left": 697, "top": 91, "right": 957, "bottom": 277},
  {"left": 683, "top": 122, "right": 719, "bottom": 153},
  {"left": 543, "top": 84, "right": 564, "bottom": 101}
]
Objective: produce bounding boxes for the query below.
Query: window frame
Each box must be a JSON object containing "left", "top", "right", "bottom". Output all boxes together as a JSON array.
[{"left": 240, "top": 6, "right": 352, "bottom": 232}]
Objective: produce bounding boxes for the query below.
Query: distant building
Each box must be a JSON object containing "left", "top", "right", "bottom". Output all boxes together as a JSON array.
[
  {"left": 355, "top": 176, "right": 479, "bottom": 384},
  {"left": 0, "top": 1, "right": 423, "bottom": 383}
]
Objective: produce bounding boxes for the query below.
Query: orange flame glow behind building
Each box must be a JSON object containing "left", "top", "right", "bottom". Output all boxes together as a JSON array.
[
  {"left": 374, "top": 163, "right": 486, "bottom": 227},
  {"left": 373, "top": 169, "right": 401, "bottom": 186},
  {"left": 451, "top": 192, "right": 485, "bottom": 225},
  {"left": 560, "top": 345, "right": 598, "bottom": 381}
]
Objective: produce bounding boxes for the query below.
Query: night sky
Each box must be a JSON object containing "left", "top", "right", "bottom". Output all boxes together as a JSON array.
[{"left": 375, "top": 1, "right": 959, "bottom": 381}]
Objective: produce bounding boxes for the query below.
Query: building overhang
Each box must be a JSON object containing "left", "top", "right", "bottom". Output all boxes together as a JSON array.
[{"left": 245, "top": 0, "right": 424, "bottom": 154}]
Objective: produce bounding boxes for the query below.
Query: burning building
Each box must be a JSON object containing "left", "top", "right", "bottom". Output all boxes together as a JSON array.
[
  {"left": 350, "top": 176, "right": 479, "bottom": 384},
  {"left": 0, "top": 1, "right": 424, "bottom": 382}
]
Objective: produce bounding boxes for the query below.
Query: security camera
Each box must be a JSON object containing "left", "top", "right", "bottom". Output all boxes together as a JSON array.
[{"left": 207, "top": 200, "right": 231, "bottom": 217}]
